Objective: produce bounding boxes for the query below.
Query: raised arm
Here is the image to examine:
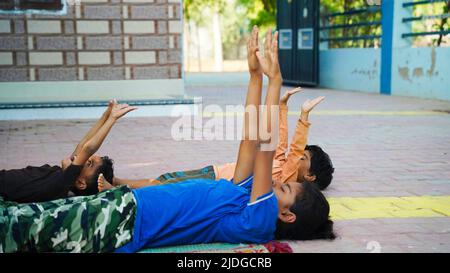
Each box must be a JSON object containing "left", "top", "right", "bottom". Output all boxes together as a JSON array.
[
  {"left": 232, "top": 26, "right": 264, "bottom": 184},
  {"left": 71, "top": 100, "right": 114, "bottom": 158},
  {"left": 274, "top": 88, "right": 302, "bottom": 163},
  {"left": 280, "top": 96, "right": 324, "bottom": 182},
  {"left": 250, "top": 28, "right": 282, "bottom": 202},
  {"left": 73, "top": 101, "right": 137, "bottom": 166}
]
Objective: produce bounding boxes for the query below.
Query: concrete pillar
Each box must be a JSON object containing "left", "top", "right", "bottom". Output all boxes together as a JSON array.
[{"left": 380, "top": 0, "right": 412, "bottom": 95}]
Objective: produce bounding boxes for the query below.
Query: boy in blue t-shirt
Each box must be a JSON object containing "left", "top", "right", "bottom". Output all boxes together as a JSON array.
[{"left": 0, "top": 26, "right": 334, "bottom": 253}]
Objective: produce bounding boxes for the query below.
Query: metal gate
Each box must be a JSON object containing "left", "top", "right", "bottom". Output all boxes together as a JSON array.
[{"left": 277, "top": 0, "right": 319, "bottom": 86}]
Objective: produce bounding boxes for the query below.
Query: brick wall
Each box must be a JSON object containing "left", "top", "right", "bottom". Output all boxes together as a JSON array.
[{"left": 0, "top": 0, "right": 182, "bottom": 82}]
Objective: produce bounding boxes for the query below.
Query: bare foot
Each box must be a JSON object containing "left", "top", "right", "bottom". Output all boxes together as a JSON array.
[{"left": 98, "top": 173, "right": 114, "bottom": 192}]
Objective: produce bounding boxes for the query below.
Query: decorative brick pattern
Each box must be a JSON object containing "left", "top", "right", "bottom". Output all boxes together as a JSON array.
[
  {"left": 13, "top": 20, "right": 25, "bottom": 34},
  {"left": 132, "top": 36, "right": 168, "bottom": 50},
  {"left": 36, "top": 37, "right": 76, "bottom": 50},
  {"left": 66, "top": 52, "right": 76, "bottom": 66},
  {"left": 63, "top": 20, "right": 75, "bottom": 34},
  {"left": 0, "top": 20, "right": 11, "bottom": 33},
  {"left": 113, "top": 51, "right": 123, "bottom": 65},
  {"left": 168, "top": 21, "right": 182, "bottom": 33},
  {"left": 130, "top": 6, "right": 167, "bottom": 19},
  {"left": 84, "top": 6, "right": 121, "bottom": 19},
  {"left": 157, "top": 20, "right": 167, "bottom": 34},
  {"left": 16, "top": 52, "right": 27, "bottom": 66},
  {"left": 0, "top": 52, "right": 13, "bottom": 65},
  {"left": 39, "top": 68, "right": 78, "bottom": 81},
  {"left": 87, "top": 67, "right": 125, "bottom": 80},
  {"left": 78, "top": 52, "right": 111, "bottom": 65},
  {"left": 27, "top": 20, "right": 62, "bottom": 34},
  {"left": 133, "top": 66, "right": 170, "bottom": 79},
  {"left": 125, "top": 51, "right": 156, "bottom": 64},
  {"left": 0, "top": 37, "right": 26, "bottom": 50},
  {"left": 29, "top": 52, "right": 63, "bottom": 65},
  {"left": 76, "top": 21, "right": 110, "bottom": 34},
  {"left": 0, "top": 68, "right": 28, "bottom": 81},
  {"left": 85, "top": 37, "right": 122, "bottom": 50},
  {"left": 124, "top": 21, "right": 155, "bottom": 34},
  {"left": 123, "top": 0, "right": 155, "bottom": 3},
  {"left": 167, "top": 50, "right": 181, "bottom": 63},
  {"left": 0, "top": 1, "right": 182, "bottom": 82}
]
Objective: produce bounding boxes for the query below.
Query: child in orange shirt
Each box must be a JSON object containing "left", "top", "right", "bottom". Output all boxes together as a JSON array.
[{"left": 213, "top": 87, "right": 334, "bottom": 190}]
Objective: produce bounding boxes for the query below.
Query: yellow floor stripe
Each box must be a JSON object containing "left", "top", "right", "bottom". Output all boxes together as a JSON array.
[
  {"left": 289, "top": 110, "right": 448, "bottom": 116},
  {"left": 201, "top": 110, "right": 448, "bottom": 118},
  {"left": 328, "top": 196, "right": 450, "bottom": 220}
]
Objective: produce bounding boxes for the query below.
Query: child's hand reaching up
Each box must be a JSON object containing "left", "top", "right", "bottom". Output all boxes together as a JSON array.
[
  {"left": 109, "top": 100, "right": 138, "bottom": 121},
  {"left": 301, "top": 96, "right": 325, "bottom": 121},
  {"left": 280, "top": 87, "right": 302, "bottom": 105},
  {"left": 256, "top": 28, "right": 281, "bottom": 80},
  {"left": 247, "top": 26, "right": 262, "bottom": 76}
]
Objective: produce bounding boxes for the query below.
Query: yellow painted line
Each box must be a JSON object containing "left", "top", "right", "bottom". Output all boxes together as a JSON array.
[
  {"left": 328, "top": 195, "right": 450, "bottom": 220},
  {"left": 289, "top": 110, "right": 449, "bottom": 116},
  {"left": 200, "top": 110, "right": 448, "bottom": 118}
]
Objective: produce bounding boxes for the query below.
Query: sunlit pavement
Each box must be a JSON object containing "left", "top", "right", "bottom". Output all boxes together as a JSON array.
[{"left": 1, "top": 76, "right": 450, "bottom": 252}]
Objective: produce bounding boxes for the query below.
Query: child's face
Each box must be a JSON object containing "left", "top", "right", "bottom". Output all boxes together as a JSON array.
[
  {"left": 78, "top": 155, "right": 103, "bottom": 180},
  {"left": 273, "top": 181, "right": 303, "bottom": 223},
  {"left": 296, "top": 150, "right": 313, "bottom": 182}
]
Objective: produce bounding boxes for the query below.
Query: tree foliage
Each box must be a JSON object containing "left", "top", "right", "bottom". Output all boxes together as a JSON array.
[
  {"left": 320, "top": 0, "right": 449, "bottom": 48},
  {"left": 183, "top": 0, "right": 227, "bottom": 26},
  {"left": 237, "top": 0, "right": 277, "bottom": 30},
  {"left": 320, "top": 0, "right": 382, "bottom": 48}
]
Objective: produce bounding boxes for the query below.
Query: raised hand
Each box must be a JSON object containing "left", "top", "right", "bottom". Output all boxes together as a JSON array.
[
  {"left": 109, "top": 100, "right": 138, "bottom": 120},
  {"left": 102, "top": 99, "right": 115, "bottom": 117},
  {"left": 301, "top": 96, "right": 325, "bottom": 114},
  {"left": 255, "top": 28, "right": 281, "bottom": 80},
  {"left": 280, "top": 87, "right": 302, "bottom": 105},
  {"left": 247, "top": 25, "right": 262, "bottom": 75}
]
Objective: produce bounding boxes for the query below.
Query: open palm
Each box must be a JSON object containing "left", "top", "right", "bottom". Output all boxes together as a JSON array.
[
  {"left": 110, "top": 102, "right": 138, "bottom": 120},
  {"left": 302, "top": 96, "right": 325, "bottom": 113},
  {"left": 247, "top": 26, "right": 261, "bottom": 74},
  {"left": 255, "top": 28, "right": 280, "bottom": 79},
  {"left": 280, "top": 87, "right": 302, "bottom": 104}
]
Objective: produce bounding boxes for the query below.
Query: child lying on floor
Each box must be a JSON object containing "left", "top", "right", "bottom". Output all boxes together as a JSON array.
[
  {"left": 105, "top": 89, "right": 334, "bottom": 192},
  {"left": 0, "top": 26, "right": 335, "bottom": 253},
  {"left": 0, "top": 100, "right": 136, "bottom": 203}
]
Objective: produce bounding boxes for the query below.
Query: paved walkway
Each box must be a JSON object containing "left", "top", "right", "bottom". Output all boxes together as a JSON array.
[{"left": 1, "top": 78, "right": 450, "bottom": 252}]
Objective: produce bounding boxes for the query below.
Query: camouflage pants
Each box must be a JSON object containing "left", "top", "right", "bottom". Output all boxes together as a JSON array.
[
  {"left": 0, "top": 186, "right": 136, "bottom": 253},
  {"left": 156, "top": 165, "right": 216, "bottom": 184}
]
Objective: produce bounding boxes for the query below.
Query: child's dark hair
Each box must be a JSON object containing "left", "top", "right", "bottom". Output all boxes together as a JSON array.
[
  {"left": 305, "top": 145, "right": 334, "bottom": 190},
  {"left": 275, "top": 182, "right": 335, "bottom": 240},
  {"left": 73, "top": 156, "right": 114, "bottom": 196}
]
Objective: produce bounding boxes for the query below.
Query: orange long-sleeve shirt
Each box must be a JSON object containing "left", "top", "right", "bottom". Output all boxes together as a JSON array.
[{"left": 214, "top": 105, "right": 310, "bottom": 182}]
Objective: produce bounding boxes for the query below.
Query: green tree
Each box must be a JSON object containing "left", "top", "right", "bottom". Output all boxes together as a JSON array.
[
  {"left": 184, "top": 0, "right": 227, "bottom": 70},
  {"left": 237, "top": 0, "right": 277, "bottom": 30},
  {"left": 320, "top": 0, "right": 381, "bottom": 48}
]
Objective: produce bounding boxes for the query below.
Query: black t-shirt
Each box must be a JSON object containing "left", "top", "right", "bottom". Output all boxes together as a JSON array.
[{"left": 0, "top": 164, "right": 83, "bottom": 203}]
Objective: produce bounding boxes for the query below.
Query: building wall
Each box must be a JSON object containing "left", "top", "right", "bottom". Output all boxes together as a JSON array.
[
  {"left": 318, "top": 1, "right": 449, "bottom": 101},
  {"left": 391, "top": 47, "right": 450, "bottom": 101},
  {"left": 319, "top": 48, "right": 380, "bottom": 94},
  {"left": 0, "top": 0, "right": 184, "bottom": 103},
  {"left": 319, "top": 46, "right": 450, "bottom": 101}
]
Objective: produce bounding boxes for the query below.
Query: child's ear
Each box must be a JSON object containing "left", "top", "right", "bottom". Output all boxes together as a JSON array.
[
  {"left": 279, "top": 210, "right": 296, "bottom": 224},
  {"left": 304, "top": 173, "right": 316, "bottom": 182},
  {"left": 75, "top": 178, "right": 87, "bottom": 190}
]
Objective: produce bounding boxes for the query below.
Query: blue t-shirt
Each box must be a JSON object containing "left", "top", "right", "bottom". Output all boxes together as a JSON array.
[{"left": 116, "top": 176, "right": 278, "bottom": 253}]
